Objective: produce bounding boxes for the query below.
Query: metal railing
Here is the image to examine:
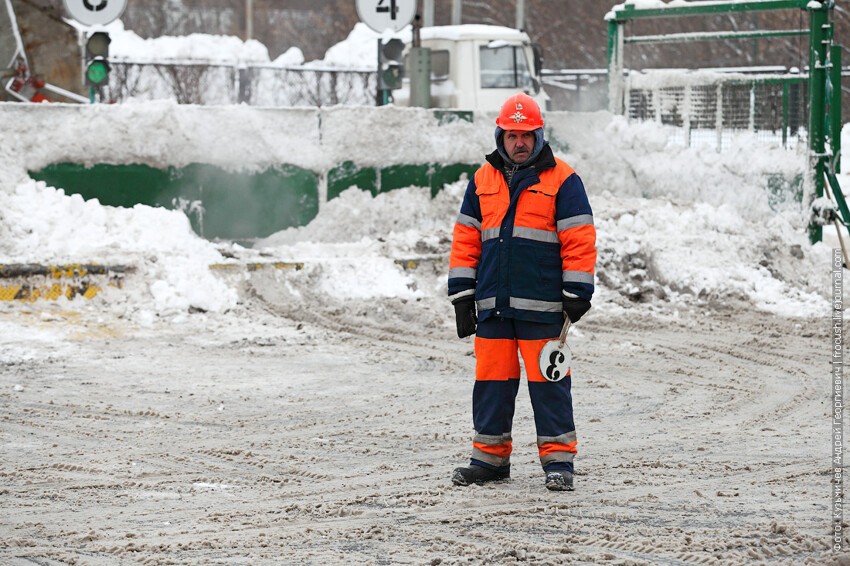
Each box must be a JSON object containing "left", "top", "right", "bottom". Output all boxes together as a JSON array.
[{"left": 108, "top": 60, "right": 377, "bottom": 107}]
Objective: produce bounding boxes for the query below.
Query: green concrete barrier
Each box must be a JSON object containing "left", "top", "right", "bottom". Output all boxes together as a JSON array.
[
  {"left": 31, "top": 160, "right": 477, "bottom": 241},
  {"left": 381, "top": 164, "right": 430, "bottom": 193},
  {"left": 30, "top": 163, "right": 320, "bottom": 240},
  {"left": 328, "top": 161, "right": 377, "bottom": 199},
  {"left": 431, "top": 163, "right": 478, "bottom": 197},
  {"left": 327, "top": 161, "right": 478, "bottom": 201}
]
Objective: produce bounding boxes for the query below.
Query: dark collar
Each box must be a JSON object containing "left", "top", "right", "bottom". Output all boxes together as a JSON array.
[{"left": 485, "top": 143, "right": 556, "bottom": 173}]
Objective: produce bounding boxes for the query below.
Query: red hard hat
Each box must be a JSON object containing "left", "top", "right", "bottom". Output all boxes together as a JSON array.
[{"left": 496, "top": 93, "right": 543, "bottom": 131}]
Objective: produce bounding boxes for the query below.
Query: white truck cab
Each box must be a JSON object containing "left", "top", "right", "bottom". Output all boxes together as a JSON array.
[{"left": 393, "top": 25, "right": 547, "bottom": 111}]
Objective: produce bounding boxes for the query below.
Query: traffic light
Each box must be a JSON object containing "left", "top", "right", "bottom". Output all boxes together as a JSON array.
[
  {"left": 85, "top": 31, "right": 111, "bottom": 89},
  {"left": 377, "top": 38, "right": 404, "bottom": 91}
]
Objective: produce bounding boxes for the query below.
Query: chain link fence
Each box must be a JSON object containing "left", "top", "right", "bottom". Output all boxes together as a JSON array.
[
  {"left": 107, "top": 61, "right": 377, "bottom": 107},
  {"left": 625, "top": 72, "right": 808, "bottom": 150}
]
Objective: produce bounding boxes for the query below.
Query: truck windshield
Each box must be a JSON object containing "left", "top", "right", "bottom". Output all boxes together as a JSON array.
[{"left": 479, "top": 45, "right": 532, "bottom": 89}]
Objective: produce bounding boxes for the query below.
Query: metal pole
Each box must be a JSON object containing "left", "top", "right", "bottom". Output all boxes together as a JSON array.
[
  {"left": 410, "top": 12, "right": 430, "bottom": 107},
  {"left": 413, "top": 12, "right": 421, "bottom": 47},
  {"left": 516, "top": 0, "right": 525, "bottom": 30},
  {"left": 607, "top": 19, "right": 624, "bottom": 114},
  {"left": 716, "top": 83, "right": 723, "bottom": 151},
  {"left": 452, "top": 0, "right": 461, "bottom": 25},
  {"left": 409, "top": 46, "right": 431, "bottom": 107},
  {"left": 246, "top": 0, "right": 253, "bottom": 40},
  {"left": 4, "top": 0, "right": 28, "bottom": 68},
  {"left": 423, "top": 0, "right": 434, "bottom": 27},
  {"left": 808, "top": 6, "right": 828, "bottom": 244},
  {"left": 782, "top": 81, "right": 789, "bottom": 147},
  {"left": 684, "top": 85, "right": 692, "bottom": 147},
  {"left": 748, "top": 84, "right": 755, "bottom": 133},
  {"left": 831, "top": 44, "right": 842, "bottom": 174}
]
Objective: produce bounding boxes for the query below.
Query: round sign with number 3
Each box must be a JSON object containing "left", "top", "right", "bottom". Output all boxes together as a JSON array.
[{"left": 538, "top": 320, "right": 571, "bottom": 382}]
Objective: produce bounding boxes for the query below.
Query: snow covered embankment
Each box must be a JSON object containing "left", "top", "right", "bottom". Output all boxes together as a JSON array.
[{"left": 0, "top": 103, "right": 830, "bottom": 319}]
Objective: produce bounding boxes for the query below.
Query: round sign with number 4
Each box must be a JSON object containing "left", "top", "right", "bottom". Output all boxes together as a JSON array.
[
  {"left": 64, "top": 0, "right": 127, "bottom": 26},
  {"left": 538, "top": 319, "right": 572, "bottom": 382},
  {"left": 355, "top": 0, "right": 416, "bottom": 33}
]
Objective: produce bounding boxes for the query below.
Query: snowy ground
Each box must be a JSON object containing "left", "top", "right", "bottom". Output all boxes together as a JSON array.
[
  {"left": 0, "top": 285, "right": 836, "bottom": 565},
  {"left": 0, "top": 104, "right": 846, "bottom": 563}
]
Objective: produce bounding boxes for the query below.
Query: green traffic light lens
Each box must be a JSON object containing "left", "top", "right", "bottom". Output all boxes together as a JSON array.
[
  {"left": 381, "top": 65, "right": 402, "bottom": 90},
  {"left": 86, "top": 61, "right": 109, "bottom": 86}
]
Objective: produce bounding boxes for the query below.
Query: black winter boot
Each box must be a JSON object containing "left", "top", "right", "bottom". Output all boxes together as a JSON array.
[
  {"left": 452, "top": 464, "right": 510, "bottom": 486},
  {"left": 545, "top": 471, "right": 574, "bottom": 491}
]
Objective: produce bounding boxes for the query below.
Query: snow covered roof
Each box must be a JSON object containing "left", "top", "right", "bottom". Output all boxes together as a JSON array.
[{"left": 420, "top": 25, "right": 529, "bottom": 42}]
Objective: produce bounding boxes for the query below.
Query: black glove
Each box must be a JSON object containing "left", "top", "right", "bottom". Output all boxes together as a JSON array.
[
  {"left": 563, "top": 296, "right": 591, "bottom": 323},
  {"left": 453, "top": 297, "right": 477, "bottom": 338}
]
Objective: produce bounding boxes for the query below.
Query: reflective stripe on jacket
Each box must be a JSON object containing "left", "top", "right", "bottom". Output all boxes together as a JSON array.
[{"left": 448, "top": 145, "right": 596, "bottom": 324}]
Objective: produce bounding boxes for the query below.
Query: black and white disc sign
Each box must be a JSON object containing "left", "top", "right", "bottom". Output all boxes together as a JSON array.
[
  {"left": 538, "top": 319, "right": 572, "bottom": 382},
  {"left": 355, "top": 0, "right": 416, "bottom": 33},
  {"left": 63, "top": 0, "right": 127, "bottom": 26},
  {"left": 539, "top": 340, "right": 571, "bottom": 382}
]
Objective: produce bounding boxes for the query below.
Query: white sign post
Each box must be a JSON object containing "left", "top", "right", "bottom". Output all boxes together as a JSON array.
[
  {"left": 355, "top": 0, "right": 416, "bottom": 33},
  {"left": 63, "top": 0, "right": 127, "bottom": 26}
]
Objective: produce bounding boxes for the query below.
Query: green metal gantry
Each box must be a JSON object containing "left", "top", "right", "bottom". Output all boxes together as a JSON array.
[{"left": 606, "top": 0, "right": 842, "bottom": 245}]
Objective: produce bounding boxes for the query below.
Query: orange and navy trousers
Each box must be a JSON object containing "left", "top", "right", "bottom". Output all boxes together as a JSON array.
[{"left": 470, "top": 316, "right": 577, "bottom": 474}]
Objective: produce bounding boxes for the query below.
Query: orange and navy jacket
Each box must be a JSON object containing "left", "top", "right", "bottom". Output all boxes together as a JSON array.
[{"left": 448, "top": 144, "right": 597, "bottom": 324}]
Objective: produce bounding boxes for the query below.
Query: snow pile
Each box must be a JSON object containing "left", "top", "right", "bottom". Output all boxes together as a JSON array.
[
  {"left": 256, "top": 178, "right": 825, "bottom": 318},
  {"left": 314, "top": 23, "right": 394, "bottom": 69},
  {"left": 68, "top": 18, "right": 305, "bottom": 71},
  {"left": 593, "top": 194, "right": 824, "bottom": 315},
  {"left": 80, "top": 20, "right": 272, "bottom": 65},
  {"left": 252, "top": 248, "right": 424, "bottom": 301},
  {"left": 75, "top": 19, "right": 378, "bottom": 69},
  {"left": 271, "top": 47, "right": 305, "bottom": 67},
  {"left": 2, "top": 179, "right": 236, "bottom": 314},
  {"left": 252, "top": 183, "right": 465, "bottom": 302},
  {"left": 260, "top": 181, "right": 459, "bottom": 247},
  {"left": 550, "top": 113, "right": 805, "bottom": 219},
  {"left": 0, "top": 102, "right": 497, "bottom": 177},
  {"left": 0, "top": 102, "right": 322, "bottom": 176}
]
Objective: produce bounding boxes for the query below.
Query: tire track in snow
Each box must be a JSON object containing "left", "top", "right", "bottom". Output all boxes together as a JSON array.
[{"left": 0, "top": 306, "right": 836, "bottom": 565}]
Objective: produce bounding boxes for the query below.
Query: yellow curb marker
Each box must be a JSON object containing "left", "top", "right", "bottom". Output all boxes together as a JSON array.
[
  {"left": 0, "top": 285, "right": 22, "bottom": 301},
  {"left": 0, "top": 264, "right": 128, "bottom": 302},
  {"left": 0, "top": 283, "right": 104, "bottom": 302}
]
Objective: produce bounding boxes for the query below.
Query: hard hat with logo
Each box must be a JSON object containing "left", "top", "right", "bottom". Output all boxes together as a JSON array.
[{"left": 496, "top": 93, "right": 544, "bottom": 131}]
